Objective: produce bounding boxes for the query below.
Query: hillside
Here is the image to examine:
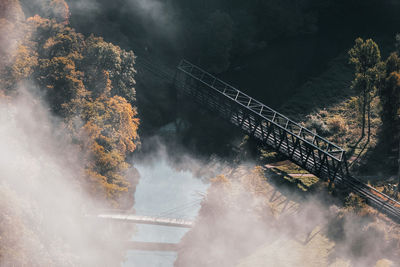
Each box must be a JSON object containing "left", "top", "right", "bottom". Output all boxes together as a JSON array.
[
  {"left": 0, "top": 0, "right": 140, "bottom": 265},
  {"left": 2, "top": 0, "right": 400, "bottom": 266},
  {"left": 176, "top": 166, "right": 400, "bottom": 266}
]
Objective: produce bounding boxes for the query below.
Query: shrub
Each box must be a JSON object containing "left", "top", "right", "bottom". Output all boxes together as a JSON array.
[
  {"left": 327, "top": 115, "right": 347, "bottom": 135},
  {"left": 344, "top": 193, "right": 366, "bottom": 213},
  {"left": 319, "top": 109, "right": 329, "bottom": 118},
  {"left": 259, "top": 150, "right": 279, "bottom": 162},
  {"left": 305, "top": 114, "right": 330, "bottom": 136},
  {"left": 346, "top": 97, "right": 361, "bottom": 116}
]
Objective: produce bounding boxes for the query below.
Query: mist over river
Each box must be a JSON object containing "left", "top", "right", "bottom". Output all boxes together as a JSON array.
[{"left": 123, "top": 156, "right": 210, "bottom": 266}]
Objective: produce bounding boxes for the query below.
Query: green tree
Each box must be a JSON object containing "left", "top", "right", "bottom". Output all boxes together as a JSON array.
[
  {"left": 37, "top": 56, "right": 86, "bottom": 114},
  {"left": 349, "top": 38, "right": 382, "bottom": 142},
  {"left": 82, "top": 36, "right": 136, "bottom": 103},
  {"left": 379, "top": 52, "right": 400, "bottom": 197},
  {"left": 380, "top": 53, "right": 400, "bottom": 138}
]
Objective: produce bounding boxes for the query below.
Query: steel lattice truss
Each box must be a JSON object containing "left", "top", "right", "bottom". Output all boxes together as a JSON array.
[
  {"left": 176, "top": 59, "right": 400, "bottom": 222},
  {"left": 177, "top": 60, "right": 347, "bottom": 182}
]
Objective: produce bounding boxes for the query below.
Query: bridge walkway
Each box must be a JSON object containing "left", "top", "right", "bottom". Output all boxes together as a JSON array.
[{"left": 95, "top": 213, "right": 194, "bottom": 228}]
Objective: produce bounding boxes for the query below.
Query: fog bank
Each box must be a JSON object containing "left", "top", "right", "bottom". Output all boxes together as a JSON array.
[{"left": 0, "top": 86, "right": 130, "bottom": 266}]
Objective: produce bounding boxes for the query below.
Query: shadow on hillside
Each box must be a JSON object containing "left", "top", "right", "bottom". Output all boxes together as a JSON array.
[
  {"left": 280, "top": 53, "right": 354, "bottom": 122},
  {"left": 352, "top": 130, "right": 397, "bottom": 180}
]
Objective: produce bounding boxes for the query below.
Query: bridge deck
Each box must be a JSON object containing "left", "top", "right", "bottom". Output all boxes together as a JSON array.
[{"left": 96, "top": 214, "right": 194, "bottom": 228}]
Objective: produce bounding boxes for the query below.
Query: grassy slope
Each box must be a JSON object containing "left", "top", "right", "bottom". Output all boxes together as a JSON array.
[
  {"left": 176, "top": 166, "right": 400, "bottom": 266},
  {"left": 239, "top": 168, "right": 400, "bottom": 267},
  {"left": 258, "top": 47, "right": 400, "bottom": 200},
  {"left": 275, "top": 50, "right": 390, "bottom": 181},
  {"left": 280, "top": 52, "right": 354, "bottom": 121}
]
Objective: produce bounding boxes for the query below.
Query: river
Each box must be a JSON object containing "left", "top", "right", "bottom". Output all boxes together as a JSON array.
[{"left": 123, "top": 157, "right": 209, "bottom": 267}]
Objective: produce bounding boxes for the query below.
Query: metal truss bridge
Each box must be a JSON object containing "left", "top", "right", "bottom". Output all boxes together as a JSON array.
[{"left": 175, "top": 59, "right": 400, "bottom": 222}]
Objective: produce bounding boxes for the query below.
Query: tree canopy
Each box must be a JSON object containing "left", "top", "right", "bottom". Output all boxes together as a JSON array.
[
  {"left": 349, "top": 38, "right": 382, "bottom": 141},
  {"left": 1, "top": 0, "right": 140, "bottom": 206}
]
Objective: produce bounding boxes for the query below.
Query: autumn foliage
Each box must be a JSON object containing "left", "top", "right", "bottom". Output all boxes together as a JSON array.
[{"left": 1, "top": 0, "right": 140, "bottom": 206}]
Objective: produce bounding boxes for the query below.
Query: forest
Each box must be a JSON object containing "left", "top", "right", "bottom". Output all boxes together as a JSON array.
[
  {"left": 1, "top": 0, "right": 139, "bottom": 265},
  {"left": 2, "top": 0, "right": 400, "bottom": 266}
]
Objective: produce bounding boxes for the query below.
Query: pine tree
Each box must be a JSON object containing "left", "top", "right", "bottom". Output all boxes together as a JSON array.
[{"left": 349, "top": 38, "right": 382, "bottom": 142}]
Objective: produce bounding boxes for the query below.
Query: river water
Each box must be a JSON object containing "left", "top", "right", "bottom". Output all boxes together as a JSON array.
[{"left": 123, "top": 158, "right": 209, "bottom": 267}]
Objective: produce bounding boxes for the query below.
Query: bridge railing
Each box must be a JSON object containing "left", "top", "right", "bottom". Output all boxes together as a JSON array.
[
  {"left": 178, "top": 59, "right": 346, "bottom": 162},
  {"left": 90, "top": 213, "right": 194, "bottom": 228}
]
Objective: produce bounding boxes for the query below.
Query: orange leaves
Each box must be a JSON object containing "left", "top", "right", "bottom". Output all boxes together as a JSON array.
[
  {"left": 11, "top": 45, "right": 38, "bottom": 80},
  {"left": 78, "top": 89, "right": 139, "bottom": 204},
  {"left": 388, "top": 72, "right": 400, "bottom": 88},
  {"left": 80, "top": 75, "right": 139, "bottom": 154},
  {"left": 83, "top": 122, "right": 132, "bottom": 202},
  {"left": 43, "top": 31, "right": 84, "bottom": 59},
  {"left": 27, "top": 14, "right": 51, "bottom": 31},
  {"left": 105, "top": 95, "right": 139, "bottom": 153},
  {"left": 4, "top": 11, "right": 139, "bottom": 206},
  {"left": 38, "top": 56, "right": 88, "bottom": 113},
  {"left": 28, "top": 14, "right": 84, "bottom": 62},
  {"left": 210, "top": 174, "right": 230, "bottom": 185}
]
